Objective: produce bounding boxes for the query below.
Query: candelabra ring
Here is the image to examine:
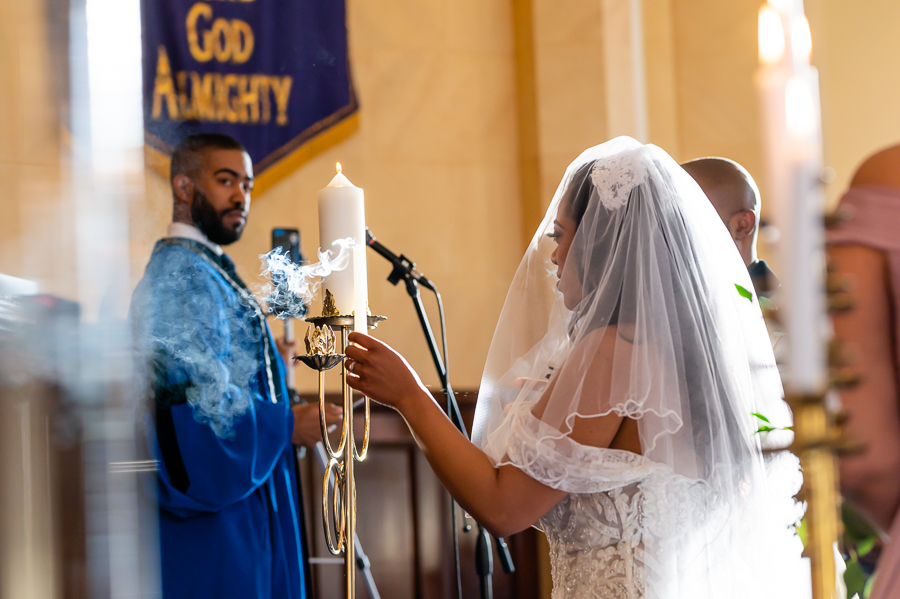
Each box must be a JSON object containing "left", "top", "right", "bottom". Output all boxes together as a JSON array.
[
  {"left": 322, "top": 457, "right": 346, "bottom": 556},
  {"left": 353, "top": 394, "right": 371, "bottom": 462},
  {"left": 316, "top": 369, "right": 348, "bottom": 460}
]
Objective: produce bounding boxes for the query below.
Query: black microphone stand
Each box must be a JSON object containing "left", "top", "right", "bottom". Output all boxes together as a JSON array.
[{"left": 365, "top": 230, "right": 514, "bottom": 599}]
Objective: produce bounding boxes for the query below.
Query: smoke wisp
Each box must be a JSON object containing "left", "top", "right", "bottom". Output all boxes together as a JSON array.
[{"left": 260, "top": 238, "right": 355, "bottom": 319}]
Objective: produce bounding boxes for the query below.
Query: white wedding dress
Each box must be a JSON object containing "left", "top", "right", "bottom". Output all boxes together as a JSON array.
[
  {"left": 541, "top": 486, "right": 647, "bottom": 599},
  {"left": 472, "top": 138, "right": 807, "bottom": 598},
  {"left": 508, "top": 406, "right": 722, "bottom": 599}
]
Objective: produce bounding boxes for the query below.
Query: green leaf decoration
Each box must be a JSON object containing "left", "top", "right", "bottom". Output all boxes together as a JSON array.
[
  {"left": 751, "top": 412, "right": 771, "bottom": 424},
  {"left": 857, "top": 536, "right": 877, "bottom": 557},
  {"left": 844, "top": 551, "right": 867, "bottom": 599},
  {"left": 735, "top": 283, "right": 753, "bottom": 302},
  {"left": 755, "top": 425, "right": 775, "bottom": 434},
  {"left": 797, "top": 517, "right": 809, "bottom": 547}
]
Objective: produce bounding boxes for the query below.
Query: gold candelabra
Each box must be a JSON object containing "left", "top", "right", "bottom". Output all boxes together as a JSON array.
[
  {"left": 785, "top": 391, "right": 842, "bottom": 599},
  {"left": 295, "top": 298, "right": 385, "bottom": 599}
]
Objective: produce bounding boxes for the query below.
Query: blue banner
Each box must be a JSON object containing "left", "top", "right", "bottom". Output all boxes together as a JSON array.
[{"left": 142, "top": 0, "right": 356, "bottom": 181}]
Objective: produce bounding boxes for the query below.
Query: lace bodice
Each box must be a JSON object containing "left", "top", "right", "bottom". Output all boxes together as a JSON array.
[
  {"left": 494, "top": 407, "right": 805, "bottom": 599},
  {"left": 539, "top": 485, "right": 646, "bottom": 599},
  {"left": 538, "top": 471, "right": 709, "bottom": 599}
]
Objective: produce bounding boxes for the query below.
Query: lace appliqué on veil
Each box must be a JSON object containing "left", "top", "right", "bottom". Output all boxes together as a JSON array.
[{"left": 590, "top": 152, "right": 649, "bottom": 211}]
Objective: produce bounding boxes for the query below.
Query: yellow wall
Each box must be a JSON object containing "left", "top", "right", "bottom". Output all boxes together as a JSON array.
[{"left": 531, "top": 0, "right": 609, "bottom": 212}]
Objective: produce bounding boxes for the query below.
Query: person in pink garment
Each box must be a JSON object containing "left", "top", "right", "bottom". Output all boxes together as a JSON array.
[{"left": 829, "top": 144, "right": 900, "bottom": 598}]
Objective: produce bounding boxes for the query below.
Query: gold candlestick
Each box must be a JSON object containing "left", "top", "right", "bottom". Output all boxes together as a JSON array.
[
  {"left": 786, "top": 392, "right": 841, "bottom": 599},
  {"left": 295, "top": 309, "right": 385, "bottom": 599}
]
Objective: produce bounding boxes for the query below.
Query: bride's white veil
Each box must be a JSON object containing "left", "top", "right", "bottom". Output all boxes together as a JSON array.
[{"left": 472, "top": 137, "right": 805, "bottom": 597}]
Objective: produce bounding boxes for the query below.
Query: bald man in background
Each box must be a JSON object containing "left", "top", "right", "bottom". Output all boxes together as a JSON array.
[{"left": 681, "top": 157, "right": 779, "bottom": 299}]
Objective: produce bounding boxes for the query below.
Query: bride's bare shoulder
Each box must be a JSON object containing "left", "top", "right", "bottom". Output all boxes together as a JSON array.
[{"left": 572, "top": 324, "right": 636, "bottom": 362}]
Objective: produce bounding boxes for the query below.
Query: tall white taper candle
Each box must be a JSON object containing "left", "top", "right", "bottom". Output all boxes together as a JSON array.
[{"left": 755, "top": 2, "right": 827, "bottom": 394}]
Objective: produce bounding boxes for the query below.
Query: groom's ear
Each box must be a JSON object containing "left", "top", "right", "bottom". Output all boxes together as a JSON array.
[
  {"left": 730, "top": 210, "right": 756, "bottom": 240},
  {"left": 172, "top": 173, "right": 195, "bottom": 205}
]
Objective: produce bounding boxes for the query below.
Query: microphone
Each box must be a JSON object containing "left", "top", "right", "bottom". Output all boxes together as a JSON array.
[{"left": 365, "top": 228, "right": 434, "bottom": 290}]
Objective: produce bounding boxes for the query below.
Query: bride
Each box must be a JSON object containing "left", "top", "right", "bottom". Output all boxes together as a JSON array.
[{"left": 345, "top": 137, "right": 806, "bottom": 598}]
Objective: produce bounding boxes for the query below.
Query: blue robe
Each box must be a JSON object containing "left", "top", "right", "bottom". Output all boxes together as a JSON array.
[{"left": 130, "top": 238, "right": 309, "bottom": 599}]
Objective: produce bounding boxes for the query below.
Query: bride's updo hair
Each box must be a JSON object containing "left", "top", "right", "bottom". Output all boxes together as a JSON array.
[
  {"left": 559, "top": 159, "right": 633, "bottom": 329},
  {"left": 561, "top": 161, "right": 594, "bottom": 224}
]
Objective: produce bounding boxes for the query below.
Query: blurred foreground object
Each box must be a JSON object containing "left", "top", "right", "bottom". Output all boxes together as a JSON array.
[
  {"left": 0, "top": 288, "right": 76, "bottom": 598},
  {"left": 828, "top": 144, "right": 900, "bottom": 599},
  {"left": 0, "top": 290, "right": 158, "bottom": 599},
  {"left": 756, "top": 1, "right": 848, "bottom": 597}
]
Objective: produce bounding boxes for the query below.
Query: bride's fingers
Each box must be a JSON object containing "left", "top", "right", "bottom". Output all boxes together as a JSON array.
[
  {"left": 345, "top": 368, "right": 372, "bottom": 395},
  {"left": 345, "top": 344, "right": 368, "bottom": 362},
  {"left": 347, "top": 332, "right": 380, "bottom": 349}
]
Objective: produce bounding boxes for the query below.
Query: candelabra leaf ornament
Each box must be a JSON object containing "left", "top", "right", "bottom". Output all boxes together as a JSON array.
[
  {"left": 297, "top": 325, "right": 346, "bottom": 461},
  {"left": 297, "top": 324, "right": 344, "bottom": 371},
  {"left": 322, "top": 289, "right": 340, "bottom": 317}
]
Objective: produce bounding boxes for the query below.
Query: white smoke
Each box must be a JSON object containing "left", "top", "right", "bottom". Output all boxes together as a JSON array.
[{"left": 261, "top": 237, "right": 355, "bottom": 319}]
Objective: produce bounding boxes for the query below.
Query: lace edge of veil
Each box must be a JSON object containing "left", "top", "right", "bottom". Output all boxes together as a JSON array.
[{"left": 487, "top": 403, "right": 669, "bottom": 494}]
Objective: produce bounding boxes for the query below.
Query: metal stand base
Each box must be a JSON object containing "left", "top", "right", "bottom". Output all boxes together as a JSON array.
[{"left": 308, "top": 442, "right": 381, "bottom": 599}]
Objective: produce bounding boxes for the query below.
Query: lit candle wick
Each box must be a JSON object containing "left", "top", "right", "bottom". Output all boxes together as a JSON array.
[{"left": 336, "top": 162, "right": 342, "bottom": 174}]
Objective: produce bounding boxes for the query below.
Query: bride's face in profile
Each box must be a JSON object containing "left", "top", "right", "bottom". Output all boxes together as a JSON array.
[{"left": 549, "top": 211, "right": 582, "bottom": 310}]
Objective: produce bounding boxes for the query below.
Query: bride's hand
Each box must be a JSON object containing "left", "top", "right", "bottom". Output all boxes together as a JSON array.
[{"left": 344, "top": 333, "right": 429, "bottom": 411}]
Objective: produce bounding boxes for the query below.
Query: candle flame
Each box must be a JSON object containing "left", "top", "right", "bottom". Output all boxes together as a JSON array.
[
  {"left": 791, "top": 16, "right": 812, "bottom": 63},
  {"left": 758, "top": 6, "right": 786, "bottom": 65},
  {"left": 336, "top": 162, "right": 342, "bottom": 174}
]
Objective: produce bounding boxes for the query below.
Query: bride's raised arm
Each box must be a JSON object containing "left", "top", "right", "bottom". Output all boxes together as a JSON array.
[{"left": 344, "top": 326, "right": 632, "bottom": 537}]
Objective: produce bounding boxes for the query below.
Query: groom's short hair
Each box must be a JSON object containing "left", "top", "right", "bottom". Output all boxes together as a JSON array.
[{"left": 170, "top": 133, "right": 248, "bottom": 184}]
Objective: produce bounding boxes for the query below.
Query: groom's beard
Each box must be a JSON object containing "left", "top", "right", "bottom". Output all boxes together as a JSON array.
[{"left": 191, "top": 189, "right": 246, "bottom": 246}]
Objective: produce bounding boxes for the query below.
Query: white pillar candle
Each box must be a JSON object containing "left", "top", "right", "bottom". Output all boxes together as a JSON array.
[{"left": 317, "top": 163, "right": 369, "bottom": 330}]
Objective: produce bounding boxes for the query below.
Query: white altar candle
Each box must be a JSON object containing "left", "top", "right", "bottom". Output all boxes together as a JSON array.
[
  {"left": 756, "top": 2, "right": 827, "bottom": 394},
  {"left": 318, "top": 163, "right": 369, "bottom": 331}
]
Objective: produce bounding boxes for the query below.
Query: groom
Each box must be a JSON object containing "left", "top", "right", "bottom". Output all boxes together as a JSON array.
[{"left": 130, "top": 133, "right": 340, "bottom": 598}]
